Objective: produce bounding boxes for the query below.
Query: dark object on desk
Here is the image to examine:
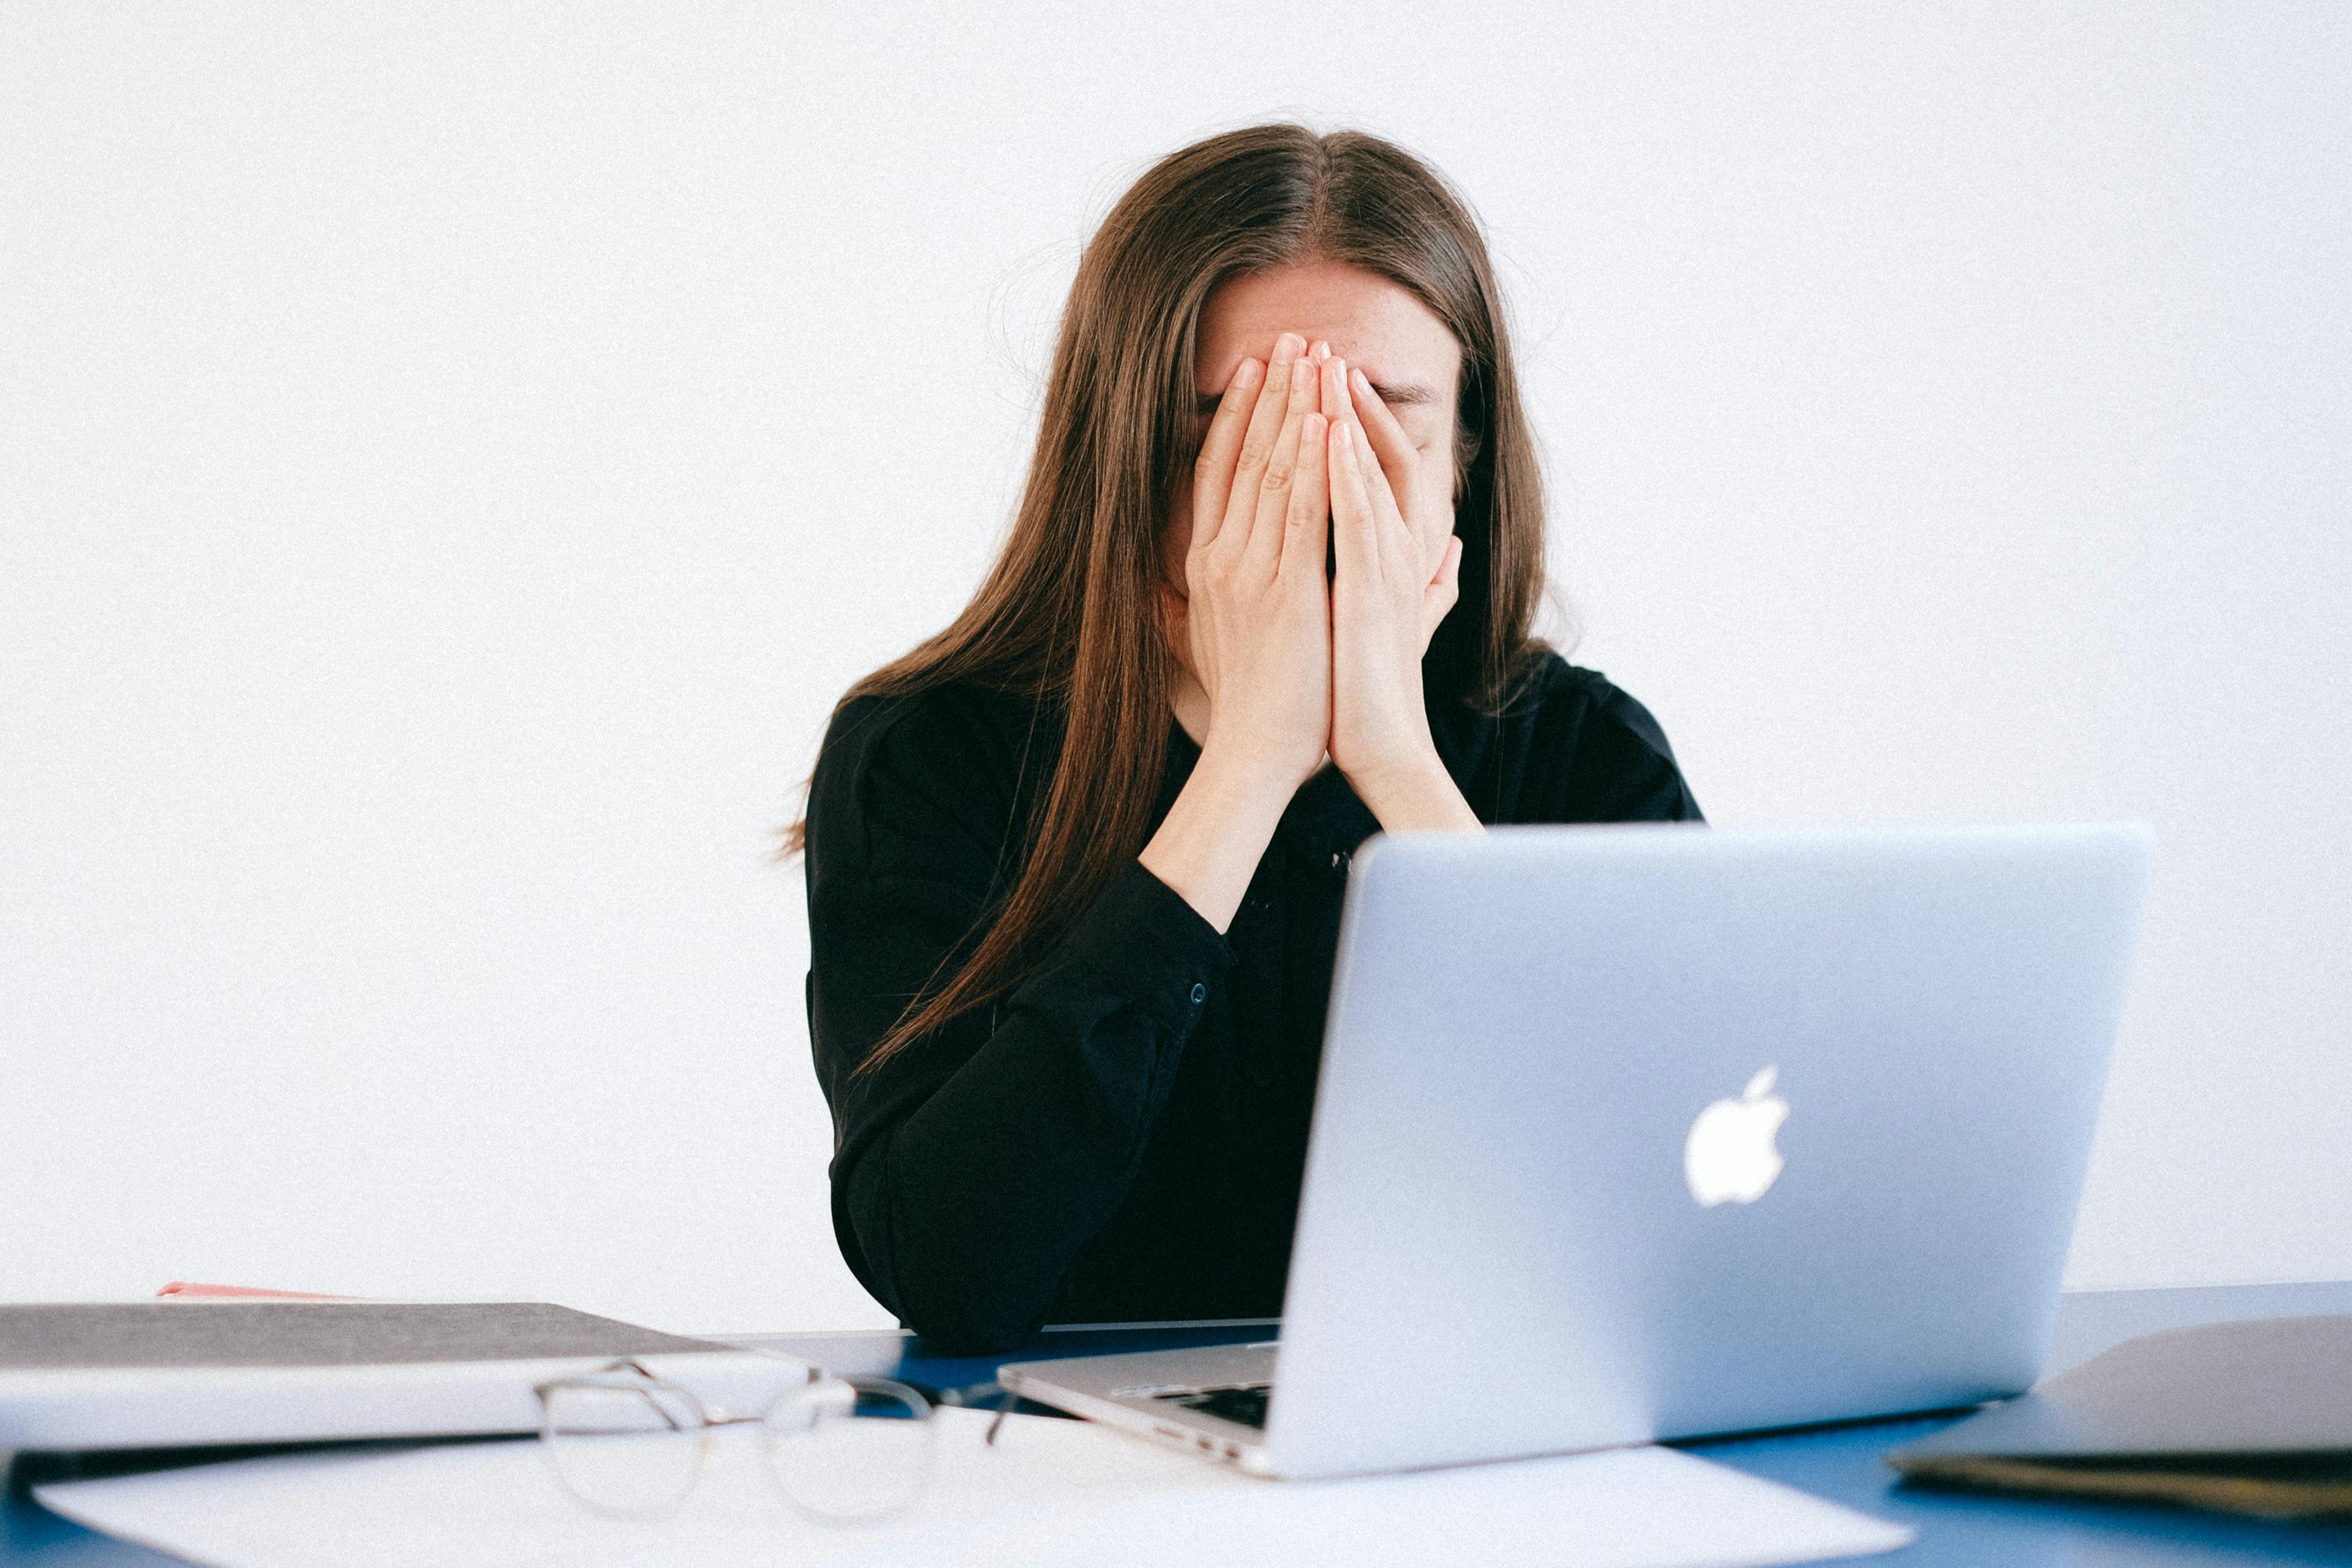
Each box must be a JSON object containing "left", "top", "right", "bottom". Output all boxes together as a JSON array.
[{"left": 1887, "top": 1313, "right": 2352, "bottom": 1519}]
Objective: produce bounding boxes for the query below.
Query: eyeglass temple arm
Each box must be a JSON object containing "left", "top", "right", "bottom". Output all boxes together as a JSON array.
[
  {"left": 986, "top": 1389, "right": 1015, "bottom": 1447},
  {"left": 534, "top": 1357, "right": 821, "bottom": 1429}
]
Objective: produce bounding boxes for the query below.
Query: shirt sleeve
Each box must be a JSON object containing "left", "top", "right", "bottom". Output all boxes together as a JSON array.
[
  {"left": 1527, "top": 662, "right": 1706, "bottom": 824},
  {"left": 802, "top": 693, "right": 1234, "bottom": 1354}
]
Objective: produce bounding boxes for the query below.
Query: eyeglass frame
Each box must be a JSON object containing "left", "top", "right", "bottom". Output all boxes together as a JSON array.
[{"left": 531, "top": 1355, "right": 941, "bottom": 1523}]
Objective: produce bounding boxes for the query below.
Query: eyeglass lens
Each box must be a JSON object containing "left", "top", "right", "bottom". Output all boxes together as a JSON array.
[
  {"left": 541, "top": 1380, "right": 707, "bottom": 1517},
  {"left": 762, "top": 1378, "right": 935, "bottom": 1523}
]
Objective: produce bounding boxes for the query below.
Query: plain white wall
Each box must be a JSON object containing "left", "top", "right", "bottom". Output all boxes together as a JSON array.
[{"left": 2, "top": 3, "right": 2344, "bottom": 1334}]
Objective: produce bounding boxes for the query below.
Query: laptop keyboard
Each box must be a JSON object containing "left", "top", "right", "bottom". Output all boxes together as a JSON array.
[{"left": 1156, "top": 1382, "right": 1272, "bottom": 1430}]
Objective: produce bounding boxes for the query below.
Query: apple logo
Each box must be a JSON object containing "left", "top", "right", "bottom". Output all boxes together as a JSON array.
[{"left": 1683, "top": 1067, "right": 1790, "bottom": 1207}]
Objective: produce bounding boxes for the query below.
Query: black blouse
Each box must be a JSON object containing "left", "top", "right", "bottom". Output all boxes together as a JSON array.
[{"left": 802, "top": 652, "right": 1703, "bottom": 1354}]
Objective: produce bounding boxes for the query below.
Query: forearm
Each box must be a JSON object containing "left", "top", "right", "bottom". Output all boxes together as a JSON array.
[
  {"left": 839, "top": 1003, "right": 1175, "bottom": 1351},
  {"left": 817, "top": 861, "right": 1229, "bottom": 1352},
  {"left": 1138, "top": 741, "right": 1297, "bottom": 933}
]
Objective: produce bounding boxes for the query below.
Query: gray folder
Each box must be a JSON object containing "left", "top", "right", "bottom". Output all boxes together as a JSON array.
[
  {"left": 1886, "top": 1314, "right": 2352, "bottom": 1518},
  {"left": 0, "top": 1300, "right": 731, "bottom": 1370},
  {"left": 0, "top": 1301, "right": 774, "bottom": 1451}
]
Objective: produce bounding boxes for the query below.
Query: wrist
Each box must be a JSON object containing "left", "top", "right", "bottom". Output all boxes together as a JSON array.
[
  {"left": 1338, "top": 734, "right": 1443, "bottom": 807},
  {"left": 1193, "top": 731, "right": 1314, "bottom": 815},
  {"left": 1140, "top": 733, "right": 1302, "bottom": 935},
  {"left": 1344, "top": 746, "right": 1480, "bottom": 835}
]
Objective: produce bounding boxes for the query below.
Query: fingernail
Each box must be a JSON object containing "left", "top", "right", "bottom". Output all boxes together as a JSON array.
[
  {"left": 1234, "top": 358, "right": 1262, "bottom": 388},
  {"left": 1330, "top": 357, "right": 1348, "bottom": 390},
  {"left": 1275, "top": 332, "right": 1303, "bottom": 360},
  {"left": 1291, "top": 356, "right": 1311, "bottom": 391},
  {"left": 1334, "top": 421, "right": 1352, "bottom": 448},
  {"left": 1305, "top": 413, "right": 1326, "bottom": 441},
  {"left": 1351, "top": 368, "right": 1372, "bottom": 394}
]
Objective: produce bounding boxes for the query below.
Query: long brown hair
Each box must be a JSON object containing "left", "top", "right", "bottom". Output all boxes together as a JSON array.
[{"left": 780, "top": 121, "right": 1551, "bottom": 1074}]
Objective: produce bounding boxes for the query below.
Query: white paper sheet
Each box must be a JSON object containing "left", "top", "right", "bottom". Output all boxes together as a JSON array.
[{"left": 36, "top": 1408, "right": 1913, "bottom": 1568}]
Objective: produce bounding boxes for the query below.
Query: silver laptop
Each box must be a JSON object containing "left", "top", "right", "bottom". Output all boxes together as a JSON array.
[{"left": 1000, "top": 822, "right": 2152, "bottom": 1480}]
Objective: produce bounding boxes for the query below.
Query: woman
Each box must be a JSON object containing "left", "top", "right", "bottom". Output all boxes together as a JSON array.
[{"left": 785, "top": 124, "right": 1702, "bottom": 1355}]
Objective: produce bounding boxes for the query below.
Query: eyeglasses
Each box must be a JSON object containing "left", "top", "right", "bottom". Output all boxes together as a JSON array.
[{"left": 534, "top": 1358, "right": 938, "bottom": 1524}]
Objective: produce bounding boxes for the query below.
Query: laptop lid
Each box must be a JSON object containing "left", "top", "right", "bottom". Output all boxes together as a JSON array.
[{"left": 1267, "top": 822, "right": 2150, "bottom": 1479}]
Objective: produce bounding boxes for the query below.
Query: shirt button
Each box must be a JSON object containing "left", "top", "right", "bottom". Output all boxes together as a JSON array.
[{"left": 1189, "top": 982, "right": 1207, "bottom": 1005}]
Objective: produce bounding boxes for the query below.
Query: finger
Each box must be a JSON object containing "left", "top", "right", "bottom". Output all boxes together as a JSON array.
[
  {"left": 1186, "top": 355, "right": 1267, "bottom": 552},
  {"left": 1243, "top": 349, "right": 1319, "bottom": 571},
  {"left": 1329, "top": 418, "right": 1380, "bottom": 585},
  {"left": 1336, "top": 362, "right": 1420, "bottom": 576},
  {"left": 1420, "top": 534, "right": 1464, "bottom": 650},
  {"left": 1346, "top": 366, "right": 1417, "bottom": 487},
  {"left": 1345, "top": 366, "right": 1411, "bottom": 552},
  {"left": 1155, "top": 578, "right": 1188, "bottom": 658},
  {"left": 1322, "top": 355, "right": 1366, "bottom": 467},
  {"left": 1430, "top": 533, "right": 1463, "bottom": 602},
  {"left": 1216, "top": 332, "right": 1307, "bottom": 552},
  {"left": 1334, "top": 377, "right": 1415, "bottom": 579},
  {"left": 1280, "top": 412, "right": 1330, "bottom": 583}
]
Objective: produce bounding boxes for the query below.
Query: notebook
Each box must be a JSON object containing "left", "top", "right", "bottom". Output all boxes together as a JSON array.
[
  {"left": 0, "top": 1301, "right": 805, "bottom": 1451},
  {"left": 1885, "top": 1314, "right": 2352, "bottom": 1518}
]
